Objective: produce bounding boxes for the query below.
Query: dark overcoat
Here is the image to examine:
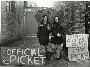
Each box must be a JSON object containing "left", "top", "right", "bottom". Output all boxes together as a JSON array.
[
  {"left": 51, "top": 22, "right": 63, "bottom": 44},
  {"left": 37, "top": 22, "right": 50, "bottom": 45}
]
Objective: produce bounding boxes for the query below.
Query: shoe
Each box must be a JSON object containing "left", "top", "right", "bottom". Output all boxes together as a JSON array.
[
  {"left": 56, "top": 54, "right": 61, "bottom": 60},
  {"left": 56, "top": 56, "right": 61, "bottom": 59}
]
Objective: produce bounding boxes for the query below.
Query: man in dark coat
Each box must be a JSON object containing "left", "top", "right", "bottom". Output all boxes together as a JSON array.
[
  {"left": 51, "top": 16, "right": 63, "bottom": 59},
  {"left": 38, "top": 23, "right": 50, "bottom": 45},
  {"left": 37, "top": 15, "right": 51, "bottom": 62},
  {"left": 37, "top": 15, "right": 50, "bottom": 45}
]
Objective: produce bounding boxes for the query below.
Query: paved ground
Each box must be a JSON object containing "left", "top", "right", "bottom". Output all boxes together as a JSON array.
[{"left": 1, "top": 35, "right": 90, "bottom": 67}]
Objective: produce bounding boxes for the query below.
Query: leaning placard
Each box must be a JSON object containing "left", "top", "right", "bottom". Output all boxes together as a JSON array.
[
  {"left": 66, "top": 34, "right": 89, "bottom": 61},
  {"left": 68, "top": 47, "right": 89, "bottom": 61},
  {"left": 66, "top": 34, "right": 89, "bottom": 47}
]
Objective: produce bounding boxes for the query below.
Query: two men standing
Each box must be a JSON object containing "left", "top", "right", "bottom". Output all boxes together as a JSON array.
[{"left": 37, "top": 15, "right": 64, "bottom": 61}]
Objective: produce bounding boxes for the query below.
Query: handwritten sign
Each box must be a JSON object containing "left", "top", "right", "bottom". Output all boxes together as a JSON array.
[
  {"left": 68, "top": 47, "right": 89, "bottom": 61},
  {"left": 66, "top": 34, "right": 89, "bottom": 61},
  {"left": 66, "top": 34, "right": 89, "bottom": 47},
  {"left": 1, "top": 47, "right": 46, "bottom": 65}
]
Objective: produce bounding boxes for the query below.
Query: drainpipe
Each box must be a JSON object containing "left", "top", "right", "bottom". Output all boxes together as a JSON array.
[{"left": 85, "top": 2, "right": 89, "bottom": 34}]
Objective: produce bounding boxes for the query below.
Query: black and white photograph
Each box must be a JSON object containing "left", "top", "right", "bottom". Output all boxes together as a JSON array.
[{"left": 0, "top": 0, "right": 90, "bottom": 67}]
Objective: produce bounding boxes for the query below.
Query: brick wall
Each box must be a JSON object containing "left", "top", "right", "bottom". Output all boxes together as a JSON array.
[
  {"left": 1, "top": 1, "right": 24, "bottom": 45},
  {"left": 71, "top": 2, "right": 86, "bottom": 34},
  {"left": 54, "top": 1, "right": 86, "bottom": 34}
]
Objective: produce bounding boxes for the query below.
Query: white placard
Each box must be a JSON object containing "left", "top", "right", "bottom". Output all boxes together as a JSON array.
[
  {"left": 68, "top": 47, "right": 89, "bottom": 61},
  {"left": 66, "top": 34, "right": 89, "bottom": 47}
]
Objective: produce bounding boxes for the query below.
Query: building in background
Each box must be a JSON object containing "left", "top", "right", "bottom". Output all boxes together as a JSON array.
[{"left": 1, "top": 1, "right": 24, "bottom": 45}]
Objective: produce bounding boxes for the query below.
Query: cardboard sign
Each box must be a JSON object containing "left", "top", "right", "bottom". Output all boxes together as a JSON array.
[
  {"left": 66, "top": 34, "right": 89, "bottom": 61},
  {"left": 68, "top": 47, "right": 89, "bottom": 61},
  {"left": 66, "top": 34, "right": 89, "bottom": 47}
]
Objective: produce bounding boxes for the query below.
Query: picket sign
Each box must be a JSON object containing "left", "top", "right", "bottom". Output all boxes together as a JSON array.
[{"left": 66, "top": 34, "right": 89, "bottom": 61}]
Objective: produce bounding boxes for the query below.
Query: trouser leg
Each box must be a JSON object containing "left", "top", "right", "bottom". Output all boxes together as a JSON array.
[
  {"left": 39, "top": 44, "right": 46, "bottom": 55},
  {"left": 45, "top": 44, "right": 48, "bottom": 53},
  {"left": 56, "top": 44, "right": 61, "bottom": 58},
  {"left": 39, "top": 44, "right": 47, "bottom": 65}
]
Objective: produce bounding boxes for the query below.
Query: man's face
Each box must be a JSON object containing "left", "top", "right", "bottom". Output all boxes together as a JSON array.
[
  {"left": 55, "top": 17, "right": 58, "bottom": 23},
  {"left": 43, "top": 16, "right": 47, "bottom": 22}
]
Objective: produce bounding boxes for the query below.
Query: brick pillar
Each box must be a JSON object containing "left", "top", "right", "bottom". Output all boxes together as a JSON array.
[{"left": 71, "top": 2, "right": 85, "bottom": 34}]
